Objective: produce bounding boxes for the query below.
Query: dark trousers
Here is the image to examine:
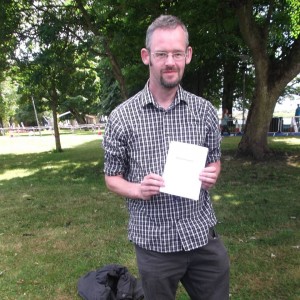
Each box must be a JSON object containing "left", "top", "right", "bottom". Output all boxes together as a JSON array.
[
  {"left": 135, "top": 229, "right": 230, "bottom": 300},
  {"left": 221, "top": 125, "right": 230, "bottom": 135}
]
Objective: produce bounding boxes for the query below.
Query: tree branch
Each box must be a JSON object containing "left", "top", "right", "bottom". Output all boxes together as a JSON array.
[{"left": 74, "top": 0, "right": 128, "bottom": 99}]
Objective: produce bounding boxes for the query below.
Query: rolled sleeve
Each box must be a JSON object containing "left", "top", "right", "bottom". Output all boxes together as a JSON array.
[
  {"left": 103, "top": 112, "right": 128, "bottom": 176},
  {"left": 205, "top": 106, "right": 222, "bottom": 164}
]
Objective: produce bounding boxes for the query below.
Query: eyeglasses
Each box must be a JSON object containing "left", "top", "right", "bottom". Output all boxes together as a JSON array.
[{"left": 150, "top": 51, "right": 187, "bottom": 61}]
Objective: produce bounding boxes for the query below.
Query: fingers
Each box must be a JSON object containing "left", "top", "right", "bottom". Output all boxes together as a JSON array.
[
  {"left": 139, "top": 167, "right": 219, "bottom": 198},
  {"left": 199, "top": 166, "right": 218, "bottom": 190},
  {"left": 141, "top": 173, "right": 164, "bottom": 186},
  {"left": 140, "top": 173, "right": 164, "bottom": 200}
]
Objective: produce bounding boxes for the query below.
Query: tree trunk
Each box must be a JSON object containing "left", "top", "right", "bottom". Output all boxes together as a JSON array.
[
  {"left": 69, "top": 107, "right": 86, "bottom": 124},
  {"left": 102, "top": 39, "right": 128, "bottom": 100},
  {"left": 0, "top": 117, "right": 3, "bottom": 135},
  {"left": 49, "top": 86, "right": 62, "bottom": 152},
  {"left": 238, "top": 91, "right": 275, "bottom": 158},
  {"left": 52, "top": 106, "right": 62, "bottom": 152},
  {"left": 232, "top": 0, "right": 300, "bottom": 159},
  {"left": 222, "top": 60, "right": 238, "bottom": 113}
]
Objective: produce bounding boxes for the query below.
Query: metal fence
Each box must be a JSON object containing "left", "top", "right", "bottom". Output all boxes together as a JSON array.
[
  {"left": 0, "top": 123, "right": 106, "bottom": 136},
  {"left": 218, "top": 116, "right": 300, "bottom": 136}
]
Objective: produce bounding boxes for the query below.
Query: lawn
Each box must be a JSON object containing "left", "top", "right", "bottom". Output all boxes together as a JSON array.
[{"left": 0, "top": 133, "right": 299, "bottom": 299}]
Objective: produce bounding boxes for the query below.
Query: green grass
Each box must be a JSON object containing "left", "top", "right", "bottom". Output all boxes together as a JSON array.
[{"left": 0, "top": 134, "right": 299, "bottom": 299}]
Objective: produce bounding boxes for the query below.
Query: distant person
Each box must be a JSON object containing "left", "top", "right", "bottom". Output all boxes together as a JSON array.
[
  {"left": 295, "top": 104, "right": 300, "bottom": 128},
  {"left": 221, "top": 108, "right": 231, "bottom": 136},
  {"left": 103, "top": 15, "right": 229, "bottom": 300}
]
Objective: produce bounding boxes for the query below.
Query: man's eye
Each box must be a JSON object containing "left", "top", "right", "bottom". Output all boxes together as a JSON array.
[
  {"left": 156, "top": 52, "right": 167, "bottom": 58},
  {"left": 174, "top": 53, "right": 184, "bottom": 59}
]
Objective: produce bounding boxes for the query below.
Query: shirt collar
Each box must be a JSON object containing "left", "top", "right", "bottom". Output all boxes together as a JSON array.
[{"left": 141, "top": 80, "right": 188, "bottom": 108}]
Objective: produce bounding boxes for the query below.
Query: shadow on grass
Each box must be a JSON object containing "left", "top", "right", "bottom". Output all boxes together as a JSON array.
[
  {"left": 0, "top": 136, "right": 299, "bottom": 299},
  {"left": 0, "top": 140, "right": 104, "bottom": 182},
  {"left": 212, "top": 138, "right": 300, "bottom": 299}
]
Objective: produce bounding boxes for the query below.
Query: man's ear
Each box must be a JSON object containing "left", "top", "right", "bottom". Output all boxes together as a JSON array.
[
  {"left": 141, "top": 48, "right": 150, "bottom": 65},
  {"left": 185, "top": 46, "right": 193, "bottom": 65}
]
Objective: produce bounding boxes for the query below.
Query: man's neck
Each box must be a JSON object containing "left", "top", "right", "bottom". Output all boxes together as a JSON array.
[{"left": 149, "top": 83, "right": 179, "bottom": 109}]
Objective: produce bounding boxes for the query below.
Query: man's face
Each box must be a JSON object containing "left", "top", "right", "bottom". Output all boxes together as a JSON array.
[{"left": 142, "top": 26, "right": 192, "bottom": 90}]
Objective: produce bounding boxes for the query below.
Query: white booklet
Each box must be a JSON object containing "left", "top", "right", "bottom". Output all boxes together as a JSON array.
[{"left": 160, "top": 141, "right": 208, "bottom": 200}]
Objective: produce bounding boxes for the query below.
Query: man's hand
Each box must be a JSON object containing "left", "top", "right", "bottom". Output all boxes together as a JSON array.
[
  {"left": 105, "top": 173, "right": 164, "bottom": 200},
  {"left": 140, "top": 173, "right": 165, "bottom": 200},
  {"left": 199, "top": 161, "right": 221, "bottom": 190}
]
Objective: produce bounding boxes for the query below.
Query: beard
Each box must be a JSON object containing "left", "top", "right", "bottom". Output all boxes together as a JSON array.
[
  {"left": 160, "top": 67, "right": 182, "bottom": 89},
  {"left": 149, "top": 59, "right": 183, "bottom": 89},
  {"left": 160, "top": 78, "right": 181, "bottom": 89}
]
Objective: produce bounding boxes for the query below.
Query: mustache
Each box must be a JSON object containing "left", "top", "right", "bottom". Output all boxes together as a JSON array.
[{"left": 162, "top": 66, "right": 179, "bottom": 72}]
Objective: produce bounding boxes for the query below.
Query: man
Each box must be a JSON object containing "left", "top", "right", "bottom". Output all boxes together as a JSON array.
[
  {"left": 221, "top": 108, "right": 231, "bottom": 136},
  {"left": 295, "top": 104, "right": 300, "bottom": 129},
  {"left": 103, "top": 15, "right": 229, "bottom": 300}
]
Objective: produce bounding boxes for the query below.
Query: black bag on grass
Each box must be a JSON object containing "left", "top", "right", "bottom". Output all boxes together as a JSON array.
[{"left": 77, "top": 264, "right": 144, "bottom": 300}]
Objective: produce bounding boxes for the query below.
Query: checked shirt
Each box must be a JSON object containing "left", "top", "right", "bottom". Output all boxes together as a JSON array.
[{"left": 103, "top": 82, "right": 221, "bottom": 253}]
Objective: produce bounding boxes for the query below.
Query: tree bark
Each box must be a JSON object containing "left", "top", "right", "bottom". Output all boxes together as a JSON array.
[
  {"left": 49, "top": 85, "right": 62, "bottom": 152},
  {"left": 233, "top": 0, "right": 300, "bottom": 159},
  {"left": 222, "top": 60, "right": 238, "bottom": 113},
  {"left": 69, "top": 107, "right": 86, "bottom": 124},
  {"left": 0, "top": 117, "right": 3, "bottom": 134}
]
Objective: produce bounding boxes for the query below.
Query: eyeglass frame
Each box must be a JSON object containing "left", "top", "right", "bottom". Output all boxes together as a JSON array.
[{"left": 148, "top": 50, "right": 188, "bottom": 61}]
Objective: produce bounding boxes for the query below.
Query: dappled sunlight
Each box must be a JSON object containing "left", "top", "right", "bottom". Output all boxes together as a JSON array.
[
  {"left": 212, "top": 193, "right": 241, "bottom": 207},
  {"left": 0, "top": 168, "right": 36, "bottom": 180},
  {"left": 42, "top": 163, "right": 70, "bottom": 171},
  {"left": 213, "top": 193, "right": 236, "bottom": 202},
  {"left": 271, "top": 137, "right": 300, "bottom": 145},
  {"left": 0, "top": 134, "right": 100, "bottom": 154},
  {"left": 213, "top": 196, "right": 241, "bottom": 206},
  {"left": 228, "top": 200, "right": 242, "bottom": 206},
  {"left": 0, "top": 164, "right": 66, "bottom": 181},
  {"left": 212, "top": 195, "right": 222, "bottom": 202},
  {"left": 1, "top": 134, "right": 298, "bottom": 300},
  {"left": 287, "top": 155, "right": 300, "bottom": 168},
  {"left": 22, "top": 193, "right": 32, "bottom": 199}
]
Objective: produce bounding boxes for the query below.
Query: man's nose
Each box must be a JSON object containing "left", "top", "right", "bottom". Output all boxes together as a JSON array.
[{"left": 165, "top": 53, "right": 175, "bottom": 64}]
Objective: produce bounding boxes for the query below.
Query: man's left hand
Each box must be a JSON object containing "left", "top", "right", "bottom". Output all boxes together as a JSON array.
[{"left": 199, "top": 161, "right": 221, "bottom": 190}]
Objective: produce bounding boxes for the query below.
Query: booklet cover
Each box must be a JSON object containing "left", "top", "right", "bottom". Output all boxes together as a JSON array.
[{"left": 160, "top": 141, "right": 208, "bottom": 201}]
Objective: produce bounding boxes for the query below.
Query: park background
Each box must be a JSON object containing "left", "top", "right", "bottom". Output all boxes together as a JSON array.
[
  {"left": 0, "top": 1, "right": 300, "bottom": 299},
  {"left": 1, "top": 0, "right": 300, "bottom": 158}
]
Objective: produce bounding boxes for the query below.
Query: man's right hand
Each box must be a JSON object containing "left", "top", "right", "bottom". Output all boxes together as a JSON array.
[
  {"left": 140, "top": 173, "right": 165, "bottom": 200},
  {"left": 105, "top": 173, "right": 165, "bottom": 200}
]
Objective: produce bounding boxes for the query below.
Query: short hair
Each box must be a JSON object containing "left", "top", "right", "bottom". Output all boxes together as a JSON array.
[{"left": 145, "top": 15, "right": 189, "bottom": 50}]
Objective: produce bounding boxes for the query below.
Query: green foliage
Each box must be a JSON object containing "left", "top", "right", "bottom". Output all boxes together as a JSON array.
[
  {"left": 173, "top": 1, "right": 242, "bottom": 106},
  {"left": 287, "top": 0, "right": 300, "bottom": 38},
  {"left": 1, "top": 1, "right": 102, "bottom": 126},
  {"left": 251, "top": 0, "right": 298, "bottom": 60},
  {"left": 0, "top": 0, "right": 21, "bottom": 73},
  {"left": 1, "top": 0, "right": 299, "bottom": 137},
  {"left": 0, "top": 77, "right": 19, "bottom": 127},
  {"left": 58, "top": 55, "right": 101, "bottom": 118},
  {"left": 15, "top": 42, "right": 101, "bottom": 125}
]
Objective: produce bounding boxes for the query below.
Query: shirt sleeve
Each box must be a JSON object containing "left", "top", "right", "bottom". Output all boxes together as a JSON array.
[
  {"left": 204, "top": 104, "right": 222, "bottom": 164},
  {"left": 103, "top": 110, "right": 128, "bottom": 176}
]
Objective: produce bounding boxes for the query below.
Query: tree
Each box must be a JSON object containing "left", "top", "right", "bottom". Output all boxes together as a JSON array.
[
  {"left": 0, "top": 0, "right": 21, "bottom": 75},
  {"left": 177, "top": 0, "right": 244, "bottom": 111},
  {"left": 229, "top": 0, "right": 300, "bottom": 159},
  {"left": 0, "top": 77, "right": 19, "bottom": 131},
  {"left": 57, "top": 55, "right": 101, "bottom": 124},
  {"left": 17, "top": 43, "right": 100, "bottom": 151},
  {"left": 73, "top": 0, "right": 129, "bottom": 102},
  {"left": 2, "top": 0, "right": 299, "bottom": 158},
  {"left": 6, "top": 1, "right": 101, "bottom": 151}
]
